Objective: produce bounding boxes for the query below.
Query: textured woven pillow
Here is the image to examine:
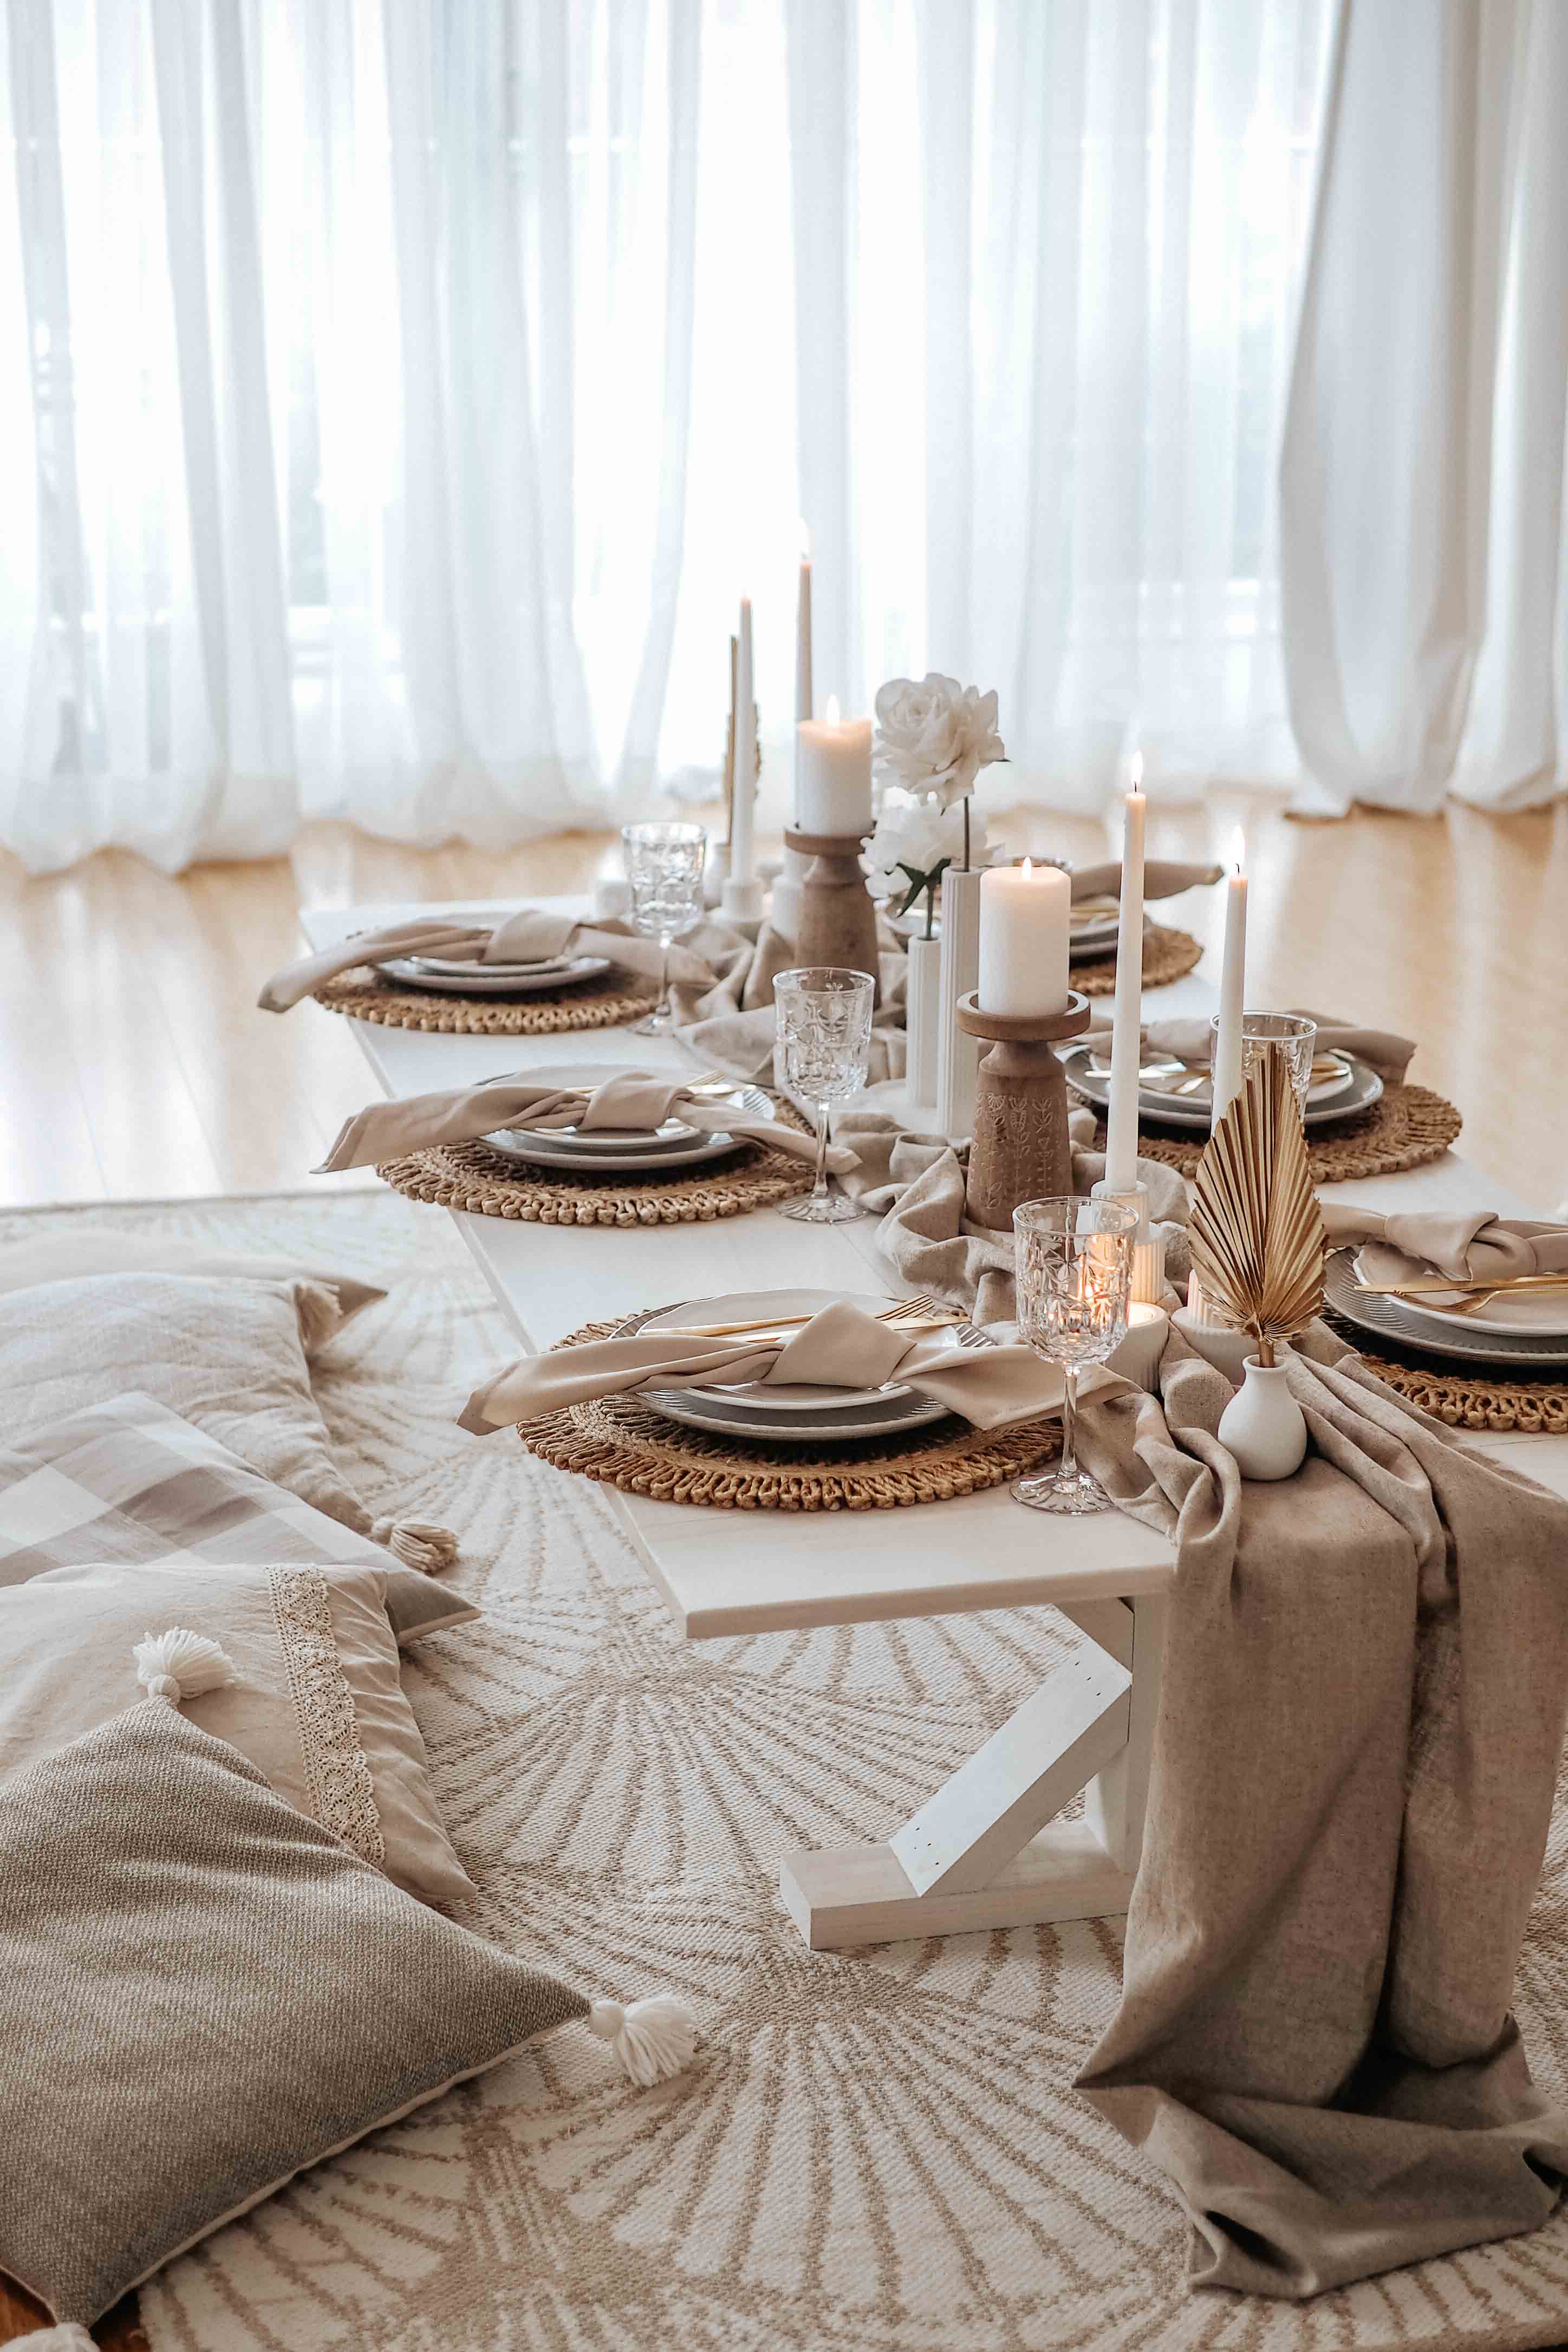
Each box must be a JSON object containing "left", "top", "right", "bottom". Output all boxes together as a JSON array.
[
  {"left": 0, "top": 1700, "right": 693, "bottom": 2327},
  {"left": 0, "top": 1270, "right": 379, "bottom": 1534},
  {"left": 0, "top": 1392, "right": 475, "bottom": 1642},
  {"left": 1, "top": 1558, "right": 475, "bottom": 1904},
  {"left": 0, "top": 1224, "right": 386, "bottom": 1346}
]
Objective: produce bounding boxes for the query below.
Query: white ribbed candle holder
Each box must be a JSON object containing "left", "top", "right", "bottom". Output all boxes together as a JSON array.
[
  {"left": 721, "top": 874, "right": 765, "bottom": 922},
  {"left": 935, "top": 865, "right": 983, "bottom": 1139},
  {"left": 1089, "top": 1177, "right": 1167, "bottom": 1305},
  {"left": 905, "top": 932, "right": 942, "bottom": 1113},
  {"left": 769, "top": 842, "right": 810, "bottom": 945}
]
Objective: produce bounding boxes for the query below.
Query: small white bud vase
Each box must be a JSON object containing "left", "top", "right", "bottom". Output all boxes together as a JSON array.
[
  {"left": 905, "top": 932, "right": 942, "bottom": 1113},
  {"left": 1218, "top": 1355, "right": 1308, "bottom": 1481}
]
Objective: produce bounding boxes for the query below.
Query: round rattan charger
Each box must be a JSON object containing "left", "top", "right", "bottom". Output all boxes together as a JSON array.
[
  {"left": 1325, "top": 1312, "right": 1568, "bottom": 1437},
  {"left": 1071, "top": 922, "right": 1201, "bottom": 999},
  {"left": 309, "top": 965, "right": 655, "bottom": 1035},
  {"left": 1078, "top": 1083, "right": 1462, "bottom": 1184},
  {"left": 379, "top": 1101, "right": 822, "bottom": 1225},
  {"left": 510, "top": 1318, "right": 1063, "bottom": 1509}
]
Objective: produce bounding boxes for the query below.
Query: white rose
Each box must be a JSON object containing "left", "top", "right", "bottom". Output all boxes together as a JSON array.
[{"left": 873, "top": 675, "right": 1006, "bottom": 810}]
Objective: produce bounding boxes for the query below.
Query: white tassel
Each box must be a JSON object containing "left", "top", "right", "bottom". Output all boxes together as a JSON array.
[
  {"left": 372, "top": 1517, "right": 459, "bottom": 1574},
  {"left": 134, "top": 1627, "right": 238, "bottom": 1706},
  {"left": 587, "top": 1994, "right": 699, "bottom": 2088}
]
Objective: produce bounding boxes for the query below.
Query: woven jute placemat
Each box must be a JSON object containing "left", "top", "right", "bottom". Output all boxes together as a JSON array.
[
  {"left": 511, "top": 1320, "right": 1061, "bottom": 1508},
  {"left": 1326, "top": 1313, "right": 1568, "bottom": 1436},
  {"left": 1078, "top": 1083, "right": 1462, "bottom": 1183},
  {"left": 378, "top": 1121, "right": 818, "bottom": 1226},
  {"left": 1071, "top": 921, "right": 1202, "bottom": 999},
  {"left": 309, "top": 965, "right": 655, "bottom": 1034}
]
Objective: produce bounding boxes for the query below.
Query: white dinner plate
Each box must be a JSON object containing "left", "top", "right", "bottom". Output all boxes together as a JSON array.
[
  {"left": 1324, "top": 1251, "right": 1568, "bottom": 1367},
  {"left": 634, "top": 1288, "right": 977, "bottom": 1433},
  {"left": 479, "top": 1062, "right": 771, "bottom": 1175},
  {"left": 406, "top": 952, "right": 577, "bottom": 978},
  {"left": 1063, "top": 1045, "right": 1383, "bottom": 1131},
  {"left": 375, "top": 953, "right": 611, "bottom": 995},
  {"left": 1353, "top": 1250, "right": 1568, "bottom": 1340}
]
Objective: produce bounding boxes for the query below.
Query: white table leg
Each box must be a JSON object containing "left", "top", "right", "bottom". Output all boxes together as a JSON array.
[{"left": 779, "top": 1597, "right": 1164, "bottom": 1950}]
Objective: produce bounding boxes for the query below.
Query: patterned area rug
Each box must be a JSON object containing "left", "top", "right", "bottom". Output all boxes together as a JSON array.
[{"left": 11, "top": 1192, "right": 1568, "bottom": 2352}]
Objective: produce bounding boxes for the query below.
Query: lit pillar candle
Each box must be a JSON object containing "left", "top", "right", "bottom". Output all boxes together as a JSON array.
[
  {"left": 977, "top": 858, "right": 1070, "bottom": 1018},
  {"left": 1103, "top": 759, "right": 1146, "bottom": 1192},
  {"left": 730, "top": 597, "right": 756, "bottom": 885},
  {"left": 1211, "top": 833, "right": 1248, "bottom": 1129},
  {"left": 795, "top": 695, "right": 872, "bottom": 837}
]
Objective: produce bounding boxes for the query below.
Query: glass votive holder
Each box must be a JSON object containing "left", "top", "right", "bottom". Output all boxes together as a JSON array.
[{"left": 1209, "top": 1011, "right": 1317, "bottom": 1117}]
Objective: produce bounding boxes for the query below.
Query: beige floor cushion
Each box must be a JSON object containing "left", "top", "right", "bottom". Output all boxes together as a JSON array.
[
  {"left": 0, "top": 1224, "right": 385, "bottom": 1344},
  {"left": 0, "top": 1270, "right": 374, "bottom": 1531},
  {"left": 0, "top": 1391, "right": 476, "bottom": 1643},
  {"left": 1, "top": 1557, "right": 475, "bottom": 1905},
  {"left": 0, "top": 1699, "right": 587, "bottom": 2326}
]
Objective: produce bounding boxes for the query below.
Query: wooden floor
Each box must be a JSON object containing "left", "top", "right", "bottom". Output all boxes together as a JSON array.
[
  {"left": 3, "top": 790, "right": 1566, "bottom": 1217},
  {"left": 0, "top": 790, "right": 1564, "bottom": 2342}
]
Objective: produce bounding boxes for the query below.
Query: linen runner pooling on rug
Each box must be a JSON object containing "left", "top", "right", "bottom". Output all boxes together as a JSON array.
[
  {"left": 258, "top": 911, "right": 717, "bottom": 1009},
  {"left": 1071, "top": 1320, "right": 1568, "bottom": 2296},
  {"left": 316, "top": 1071, "right": 855, "bottom": 1175}
]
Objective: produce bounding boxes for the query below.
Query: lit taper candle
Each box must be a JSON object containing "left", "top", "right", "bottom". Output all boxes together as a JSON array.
[
  {"left": 1211, "top": 829, "right": 1248, "bottom": 1130},
  {"left": 1103, "top": 755, "right": 1146, "bottom": 1192},
  {"left": 730, "top": 597, "right": 756, "bottom": 887}
]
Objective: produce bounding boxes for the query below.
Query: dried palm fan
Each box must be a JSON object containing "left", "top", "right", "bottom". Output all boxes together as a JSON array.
[{"left": 1188, "top": 1049, "right": 1326, "bottom": 1367}]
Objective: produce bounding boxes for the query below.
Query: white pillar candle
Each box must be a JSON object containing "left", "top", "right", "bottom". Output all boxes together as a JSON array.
[
  {"left": 730, "top": 597, "right": 756, "bottom": 884},
  {"left": 1103, "top": 767, "right": 1146, "bottom": 1192},
  {"left": 977, "top": 858, "right": 1070, "bottom": 1018},
  {"left": 1211, "top": 837, "right": 1248, "bottom": 1130},
  {"left": 795, "top": 695, "right": 872, "bottom": 837}
]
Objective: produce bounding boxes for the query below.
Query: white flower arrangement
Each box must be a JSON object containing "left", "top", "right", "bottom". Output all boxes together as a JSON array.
[{"left": 860, "top": 792, "right": 997, "bottom": 937}]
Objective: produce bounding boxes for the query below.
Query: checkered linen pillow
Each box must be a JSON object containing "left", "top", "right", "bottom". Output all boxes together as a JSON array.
[{"left": 0, "top": 1393, "right": 477, "bottom": 1646}]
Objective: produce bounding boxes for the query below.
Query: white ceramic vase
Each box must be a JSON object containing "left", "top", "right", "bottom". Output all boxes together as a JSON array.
[
  {"left": 935, "top": 863, "right": 983, "bottom": 1138},
  {"left": 1218, "top": 1356, "right": 1308, "bottom": 1481},
  {"left": 905, "top": 932, "right": 942, "bottom": 1114}
]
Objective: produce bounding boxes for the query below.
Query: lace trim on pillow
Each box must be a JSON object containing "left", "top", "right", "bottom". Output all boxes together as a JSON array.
[{"left": 268, "top": 1565, "right": 386, "bottom": 1868}]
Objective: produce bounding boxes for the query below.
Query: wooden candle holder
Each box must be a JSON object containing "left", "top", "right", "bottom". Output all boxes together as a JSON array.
[
  {"left": 955, "top": 989, "right": 1093, "bottom": 1230},
  {"left": 783, "top": 827, "right": 880, "bottom": 1005}
]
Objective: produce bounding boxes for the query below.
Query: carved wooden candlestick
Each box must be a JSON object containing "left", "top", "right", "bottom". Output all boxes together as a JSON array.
[
  {"left": 783, "top": 827, "right": 880, "bottom": 1006},
  {"left": 955, "top": 989, "right": 1093, "bottom": 1230}
]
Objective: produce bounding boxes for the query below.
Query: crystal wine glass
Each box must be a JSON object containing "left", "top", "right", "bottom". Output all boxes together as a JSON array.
[
  {"left": 621, "top": 821, "right": 707, "bottom": 1035},
  {"left": 1011, "top": 1197, "right": 1136, "bottom": 1515},
  {"left": 1209, "top": 1011, "right": 1318, "bottom": 1119},
  {"left": 773, "top": 966, "right": 875, "bottom": 1224}
]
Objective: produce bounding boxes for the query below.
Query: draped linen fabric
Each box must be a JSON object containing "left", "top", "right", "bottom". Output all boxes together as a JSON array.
[{"left": 2, "top": 2, "right": 1560, "bottom": 876}]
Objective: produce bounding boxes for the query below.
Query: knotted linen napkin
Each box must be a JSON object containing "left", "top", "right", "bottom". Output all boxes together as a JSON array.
[
  {"left": 1082, "top": 1006, "right": 1417, "bottom": 1089},
  {"left": 459, "top": 1299, "right": 1065, "bottom": 1433},
  {"left": 828, "top": 1105, "right": 1192, "bottom": 1327},
  {"left": 258, "top": 910, "right": 717, "bottom": 1012},
  {"left": 1069, "top": 857, "right": 1222, "bottom": 902},
  {"left": 1070, "top": 1322, "right": 1568, "bottom": 2297},
  {"left": 314, "top": 1070, "right": 853, "bottom": 1175},
  {"left": 1322, "top": 1201, "right": 1568, "bottom": 1288}
]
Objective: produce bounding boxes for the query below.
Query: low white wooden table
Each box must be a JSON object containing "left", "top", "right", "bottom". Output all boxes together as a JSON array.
[{"left": 302, "top": 899, "right": 1568, "bottom": 1949}]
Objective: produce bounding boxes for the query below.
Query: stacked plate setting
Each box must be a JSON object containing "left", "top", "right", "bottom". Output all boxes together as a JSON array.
[
  {"left": 630, "top": 1289, "right": 983, "bottom": 1441},
  {"left": 1062, "top": 1043, "right": 1385, "bottom": 1132},
  {"left": 1325, "top": 1250, "right": 1568, "bottom": 1369},
  {"left": 374, "top": 948, "right": 611, "bottom": 995},
  {"left": 481, "top": 1061, "right": 767, "bottom": 1175}
]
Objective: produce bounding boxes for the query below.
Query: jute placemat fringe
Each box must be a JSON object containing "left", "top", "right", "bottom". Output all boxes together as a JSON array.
[
  {"left": 512, "top": 1318, "right": 1062, "bottom": 1508},
  {"left": 309, "top": 966, "right": 656, "bottom": 1034},
  {"left": 1078, "top": 1083, "right": 1462, "bottom": 1183},
  {"left": 1327, "top": 1315, "right": 1568, "bottom": 1436}
]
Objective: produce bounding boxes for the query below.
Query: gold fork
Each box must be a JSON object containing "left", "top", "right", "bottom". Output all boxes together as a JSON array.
[{"left": 662, "top": 1293, "right": 961, "bottom": 1340}]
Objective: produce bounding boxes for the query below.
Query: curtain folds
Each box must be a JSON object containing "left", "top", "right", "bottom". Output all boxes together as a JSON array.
[{"left": 1, "top": 0, "right": 1562, "bottom": 875}]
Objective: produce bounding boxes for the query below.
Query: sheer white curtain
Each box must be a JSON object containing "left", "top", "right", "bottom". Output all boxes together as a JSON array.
[
  {"left": 0, "top": 0, "right": 701, "bottom": 872},
  {"left": 1281, "top": 0, "right": 1568, "bottom": 815}
]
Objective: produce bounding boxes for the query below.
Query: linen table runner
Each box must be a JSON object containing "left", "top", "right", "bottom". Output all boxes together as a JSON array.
[{"left": 1073, "top": 1326, "right": 1568, "bottom": 2296}]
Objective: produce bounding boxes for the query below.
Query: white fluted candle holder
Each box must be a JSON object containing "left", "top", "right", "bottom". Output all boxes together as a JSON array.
[
  {"left": 1089, "top": 1176, "right": 1167, "bottom": 1305},
  {"left": 905, "top": 932, "right": 942, "bottom": 1114},
  {"left": 935, "top": 865, "right": 984, "bottom": 1139}
]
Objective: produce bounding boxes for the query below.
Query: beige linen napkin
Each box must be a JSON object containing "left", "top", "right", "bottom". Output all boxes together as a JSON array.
[
  {"left": 1322, "top": 1202, "right": 1568, "bottom": 1287},
  {"left": 1082, "top": 1005, "right": 1417, "bottom": 1088},
  {"left": 258, "top": 911, "right": 717, "bottom": 1012},
  {"left": 666, "top": 914, "right": 910, "bottom": 1089},
  {"left": 459, "top": 1300, "right": 1065, "bottom": 1433},
  {"left": 315, "top": 1070, "right": 850, "bottom": 1175},
  {"left": 829, "top": 1106, "right": 1192, "bottom": 1327},
  {"left": 1071, "top": 1324, "right": 1568, "bottom": 2297},
  {"left": 1069, "top": 858, "right": 1222, "bottom": 902}
]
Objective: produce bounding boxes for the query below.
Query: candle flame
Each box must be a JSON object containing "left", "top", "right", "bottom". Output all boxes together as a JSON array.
[
  {"left": 1228, "top": 824, "right": 1245, "bottom": 875},
  {"left": 1022, "top": 856, "right": 1032, "bottom": 876},
  {"left": 799, "top": 519, "right": 811, "bottom": 562},
  {"left": 1129, "top": 750, "right": 1143, "bottom": 793},
  {"left": 824, "top": 693, "right": 841, "bottom": 726}
]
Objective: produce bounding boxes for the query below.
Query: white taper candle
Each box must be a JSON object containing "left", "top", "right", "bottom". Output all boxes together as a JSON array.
[
  {"left": 731, "top": 598, "right": 756, "bottom": 886},
  {"left": 1103, "top": 766, "right": 1146, "bottom": 1191},
  {"left": 1211, "top": 840, "right": 1248, "bottom": 1130}
]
